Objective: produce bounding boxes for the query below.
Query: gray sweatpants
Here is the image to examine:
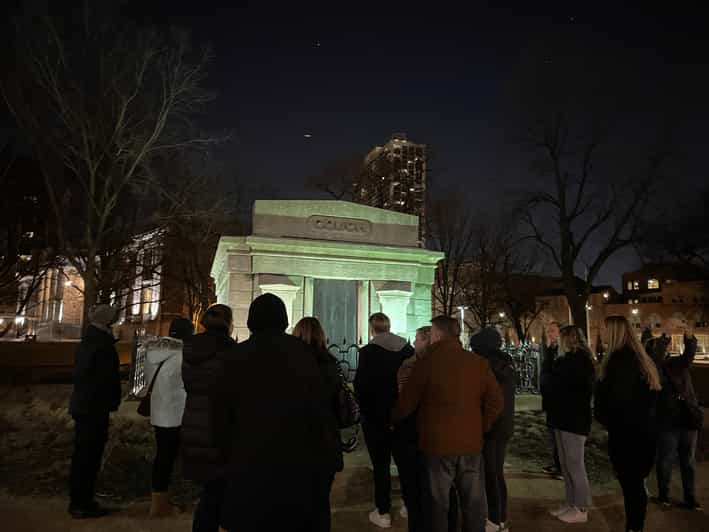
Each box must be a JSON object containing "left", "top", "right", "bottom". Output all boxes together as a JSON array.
[{"left": 555, "top": 430, "right": 592, "bottom": 509}]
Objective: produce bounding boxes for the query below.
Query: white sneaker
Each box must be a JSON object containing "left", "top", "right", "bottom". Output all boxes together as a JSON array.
[
  {"left": 399, "top": 505, "right": 408, "bottom": 519},
  {"left": 485, "top": 519, "right": 502, "bottom": 531},
  {"left": 549, "top": 504, "right": 571, "bottom": 517},
  {"left": 368, "top": 509, "right": 392, "bottom": 528},
  {"left": 557, "top": 507, "right": 588, "bottom": 523}
]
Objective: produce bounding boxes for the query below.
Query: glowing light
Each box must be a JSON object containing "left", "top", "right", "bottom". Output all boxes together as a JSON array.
[
  {"left": 64, "top": 280, "right": 73, "bottom": 287},
  {"left": 303, "top": 134, "right": 312, "bottom": 138},
  {"left": 498, "top": 311, "right": 506, "bottom": 319},
  {"left": 15, "top": 316, "right": 25, "bottom": 325},
  {"left": 585, "top": 303, "right": 592, "bottom": 311},
  {"left": 631, "top": 308, "right": 639, "bottom": 315},
  {"left": 603, "top": 292, "right": 609, "bottom": 299}
]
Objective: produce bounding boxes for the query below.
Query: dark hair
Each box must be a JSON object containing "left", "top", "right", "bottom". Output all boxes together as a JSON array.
[
  {"left": 293, "top": 317, "right": 328, "bottom": 351},
  {"left": 369, "top": 312, "right": 391, "bottom": 334},
  {"left": 200, "top": 304, "right": 233, "bottom": 331},
  {"left": 169, "top": 317, "right": 194, "bottom": 341},
  {"left": 431, "top": 315, "right": 461, "bottom": 338}
]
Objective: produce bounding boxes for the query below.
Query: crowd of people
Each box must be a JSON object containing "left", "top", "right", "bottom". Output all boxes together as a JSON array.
[{"left": 66, "top": 298, "right": 703, "bottom": 532}]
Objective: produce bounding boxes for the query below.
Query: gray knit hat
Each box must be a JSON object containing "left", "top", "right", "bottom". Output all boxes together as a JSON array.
[{"left": 88, "top": 304, "right": 120, "bottom": 328}]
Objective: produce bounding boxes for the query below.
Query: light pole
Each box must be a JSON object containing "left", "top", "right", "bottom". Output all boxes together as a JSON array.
[{"left": 457, "top": 306, "right": 468, "bottom": 345}]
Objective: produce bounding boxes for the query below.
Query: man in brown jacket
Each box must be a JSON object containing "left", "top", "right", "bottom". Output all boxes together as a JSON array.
[{"left": 393, "top": 316, "right": 504, "bottom": 532}]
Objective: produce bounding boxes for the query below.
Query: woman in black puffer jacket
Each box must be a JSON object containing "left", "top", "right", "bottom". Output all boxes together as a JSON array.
[
  {"left": 292, "top": 317, "right": 344, "bottom": 532},
  {"left": 181, "top": 304, "right": 235, "bottom": 532},
  {"left": 594, "top": 316, "right": 662, "bottom": 532}
]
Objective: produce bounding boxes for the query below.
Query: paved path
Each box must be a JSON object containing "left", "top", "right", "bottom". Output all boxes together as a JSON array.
[{"left": 3, "top": 456, "right": 708, "bottom": 531}]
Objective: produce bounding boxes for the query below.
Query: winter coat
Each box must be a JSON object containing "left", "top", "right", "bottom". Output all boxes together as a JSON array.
[
  {"left": 470, "top": 329, "right": 515, "bottom": 440},
  {"left": 181, "top": 327, "right": 235, "bottom": 482},
  {"left": 69, "top": 325, "right": 122, "bottom": 418},
  {"left": 212, "top": 329, "right": 341, "bottom": 494},
  {"left": 354, "top": 332, "right": 413, "bottom": 427},
  {"left": 594, "top": 346, "right": 658, "bottom": 477},
  {"left": 393, "top": 338, "right": 504, "bottom": 457},
  {"left": 143, "top": 337, "right": 187, "bottom": 428},
  {"left": 540, "top": 341, "right": 558, "bottom": 413},
  {"left": 650, "top": 335, "right": 699, "bottom": 431},
  {"left": 547, "top": 350, "right": 595, "bottom": 436},
  {"left": 315, "top": 347, "right": 345, "bottom": 473}
]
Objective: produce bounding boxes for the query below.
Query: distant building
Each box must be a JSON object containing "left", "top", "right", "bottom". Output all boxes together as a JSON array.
[
  {"left": 604, "top": 263, "right": 709, "bottom": 356},
  {"left": 353, "top": 133, "right": 427, "bottom": 245}
]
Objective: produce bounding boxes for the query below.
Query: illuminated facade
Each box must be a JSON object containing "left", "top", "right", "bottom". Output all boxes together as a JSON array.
[
  {"left": 211, "top": 200, "right": 442, "bottom": 344},
  {"left": 353, "top": 133, "right": 427, "bottom": 245}
]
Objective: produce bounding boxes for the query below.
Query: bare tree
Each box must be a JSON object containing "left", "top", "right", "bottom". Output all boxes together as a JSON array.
[
  {"left": 306, "top": 155, "right": 362, "bottom": 200},
  {"left": 2, "top": 4, "right": 219, "bottom": 327},
  {"left": 0, "top": 151, "right": 59, "bottom": 337},
  {"left": 157, "top": 158, "right": 243, "bottom": 326},
  {"left": 521, "top": 114, "right": 666, "bottom": 331},
  {"left": 427, "top": 193, "right": 479, "bottom": 317}
]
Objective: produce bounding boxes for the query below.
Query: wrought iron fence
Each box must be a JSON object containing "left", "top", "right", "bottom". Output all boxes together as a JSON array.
[
  {"left": 328, "top": 341, "right": 360, "bottom": 383},
  {"left": 502, "top": 341, "right": 540, "bottom": 394},
  {"left": 128, "top": 334, "right": 156, "bottom": 399}
]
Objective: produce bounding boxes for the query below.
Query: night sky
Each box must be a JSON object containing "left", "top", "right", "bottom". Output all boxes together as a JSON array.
[{"left": 7, "top": 3, "right": 709, "bottom": 287}]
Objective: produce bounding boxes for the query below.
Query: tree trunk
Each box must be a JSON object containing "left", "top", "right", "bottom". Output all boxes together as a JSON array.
[{"left": 81, "top": 270, "right": 97, "bottom": 333}]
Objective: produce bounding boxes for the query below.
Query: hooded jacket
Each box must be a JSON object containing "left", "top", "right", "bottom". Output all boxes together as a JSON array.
[
  {"left": 354, "top": 331, "right": 413, "bottom": 426},
  {"left": 69, "top": 325, "right": 122, "bottom": 418},
  {"left": 470, "top": 328, "right": 515, "bottom": 439},
  {"left": 181, "top": 326, "right": 235, "bottom": 482},
  {"left": 143, "top": 337, "right": 186, "bottom": 428},
  {"left": 211, "top": 294, "right": 337, "bottom": 529}
]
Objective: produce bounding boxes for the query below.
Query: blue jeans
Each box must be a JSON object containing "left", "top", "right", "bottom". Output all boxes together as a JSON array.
[
  {"left": 423, "top": 454, "right": 484, "bottom": 532},
  {"left": 656, "top": 429, "right": 698, "bottom": 502}
]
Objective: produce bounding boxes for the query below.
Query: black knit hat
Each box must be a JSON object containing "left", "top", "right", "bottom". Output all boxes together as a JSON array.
[
  {"left": 247, "top": 293, "right": 288, "bottom": 333},
  {"left": 169, "top": 317, "right": 195, "bottom": 341}
]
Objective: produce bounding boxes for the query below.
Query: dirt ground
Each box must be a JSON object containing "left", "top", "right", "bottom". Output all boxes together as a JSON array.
[{"left": 1, "top": 385, "right": 708, "bottom": 531}]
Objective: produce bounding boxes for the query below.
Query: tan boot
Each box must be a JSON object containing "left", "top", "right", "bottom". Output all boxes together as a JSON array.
[{"left": 150, "top": 492, "right": 178, "bottom": 518}]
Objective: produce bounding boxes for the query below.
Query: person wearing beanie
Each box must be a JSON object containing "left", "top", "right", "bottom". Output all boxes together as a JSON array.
[
  {"left": 211, "top": 294, "right": 335, "bottom": 531},
  {"left": 68, "top": 304, "right": 121, "bottom": 519},
  {"left": 470, "top": 327, "right": 516, "bottom": 532},
  {"left": 181, "top": 304, "right": 235, "bottom": 532},
  {"left": 142, "top": 317, "right": 194, "bottom": 517}
]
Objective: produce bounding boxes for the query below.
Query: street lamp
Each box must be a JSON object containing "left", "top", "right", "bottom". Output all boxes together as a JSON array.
[
  {"left": 498, "top": 311, "right": 506, "bottom": 319},
  {"left": 457, "top": 306, "right": 468, "bottom": 342}
]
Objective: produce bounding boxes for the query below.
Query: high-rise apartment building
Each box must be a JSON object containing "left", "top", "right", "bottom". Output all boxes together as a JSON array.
[{"left": 353, "top": 133, "right": 427, "bottom": 245}]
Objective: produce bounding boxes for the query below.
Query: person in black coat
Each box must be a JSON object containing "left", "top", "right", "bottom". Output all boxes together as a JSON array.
[
  {"left": 539, "top": 321, "right": 562, "bottom": 477},
  {"left": 470, "top": 327, "right": 516, "bottom": 531},
  {"left": 181, "top": 304, "right": 235, "bottom": 532},
  {"left": 293, "top": 317, "right": 344, "bottom": 532},
  {"left": 546, "top": 326, "right": 595, "bottom": 524},
  {"left": 68, "top": 304, "right": 121, "bottom": 519},
  {"left": 646, "top": 331, "right": 702, "bottom": 510},
  {"left": 212, "top": 294, "right": 336, "bottom": 532},
  {"left": 594, "top": 316, "right": 662, "bottom": 532},
  {"left": 354, "top": 312, "right": 417, "bottom": 529}
]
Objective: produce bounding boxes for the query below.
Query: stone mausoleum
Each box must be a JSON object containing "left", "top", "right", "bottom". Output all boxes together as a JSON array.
[{"left": 211, "top": 200, "right": 443, "bottom": 345}]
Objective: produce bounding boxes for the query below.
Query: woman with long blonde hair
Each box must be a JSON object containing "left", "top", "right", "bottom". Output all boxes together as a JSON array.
[
  {"left": 547, "top": 326, "right": 595, "bottom": 524},
  {"left": 594, "top": 316, "right": 661, "bottom": 532}
]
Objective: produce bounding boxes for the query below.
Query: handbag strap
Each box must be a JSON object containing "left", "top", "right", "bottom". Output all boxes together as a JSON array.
[{"left": 145, "top": 360, "right": 166, "bottom": 396}]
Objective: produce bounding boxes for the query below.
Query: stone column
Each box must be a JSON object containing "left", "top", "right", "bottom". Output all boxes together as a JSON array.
[
  {"left": 374, "top": 281, "right": 413, "bottom": 338},
  {"left": 259, "top": 274, "right": 301, "bottom": 333}
]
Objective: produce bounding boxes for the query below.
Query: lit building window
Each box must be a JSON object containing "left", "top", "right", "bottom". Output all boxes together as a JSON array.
[
  {"left": 633, "top": 281, "right": 640, "bottom": 290},
  {"left": 648, "top": 278, "right": 659, "bottom": 289},
  {"left": 627, "top": 281, "right": 633, "bottom": 290}
]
